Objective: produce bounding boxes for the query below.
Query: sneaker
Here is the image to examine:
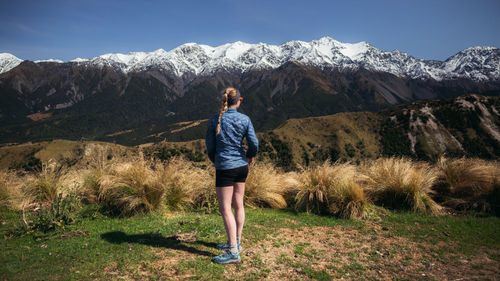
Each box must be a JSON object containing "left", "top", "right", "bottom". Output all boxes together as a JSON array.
[
  {"left": 213, "top": 251, "right": 241, "bottom": 264},
  {"left": 217, "top": 242, "right": 242, "bottom": 251}
]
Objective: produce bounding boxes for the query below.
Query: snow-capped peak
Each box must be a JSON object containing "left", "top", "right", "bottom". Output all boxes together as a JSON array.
[
  {"left": 337, "top": 41, "right": 371, "bottom": 61},
  {"left": 442, "top": 45, "right": 500, "bottom": 80},
  {"left": 0, "top": 53, "right": 23, "bottom": 74}
]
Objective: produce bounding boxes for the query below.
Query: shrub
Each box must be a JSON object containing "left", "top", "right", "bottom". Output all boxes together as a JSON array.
[
  {"left": 361, "top": 157, "right": 442, "bottom": 214},
  {"left": 31, "top": 193, "right": 81, "bottom": 232},
  {"left": 12, "top": 192, "right": 81, "bottom": 235},
  {"left": 294, "top": 161, "right": 367, "bottom": 218},
  {"left": 435, "top": 156, "right": 500, "bottom": 214}
]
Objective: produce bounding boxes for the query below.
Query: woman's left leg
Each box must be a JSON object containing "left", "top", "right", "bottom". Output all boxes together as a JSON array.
[
  {"left": 216, "top": 186, "right": 237, "bottom": 246},
  {"left": 232, "top": 182, "right": 245, "bottom": 243}
]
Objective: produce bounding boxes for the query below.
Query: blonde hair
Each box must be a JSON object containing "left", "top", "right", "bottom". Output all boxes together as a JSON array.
[{"left": 216, "top": 87, "right": 239, "bottom": 135}]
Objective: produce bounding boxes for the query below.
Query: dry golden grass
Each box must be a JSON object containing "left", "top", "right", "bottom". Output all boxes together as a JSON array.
[
  {"left": 159, "top": 156, "right": 214, "bottom": 211},
  {"left": 280, "top": 171, "right": 301, "bottom": 206},
  {"left": 361, "top": 157, "right": 442, "bottom": 214},
  {"left": 294, "top": 161, "right": 367, "bottom": 218},
  {"left": 2, "top": 159, "right": 84, "bottom": 212},
  {"left": 5, "top": 144, "right": 500, "bottom": 219},
  {"left": 244, "top": 161, "right": 290, "bottom": 209},
  {"left": 0, "top": 170, "right": 24, "bottom": 210},
  {"left": 435, "top": 156, "right": 500, "bottom": 213}
]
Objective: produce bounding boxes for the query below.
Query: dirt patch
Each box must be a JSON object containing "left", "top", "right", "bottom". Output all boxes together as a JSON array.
[
  {"left": 147, "top": 248, "right": 200, "bottom": 280},
  {"left": 223, "top": 225, "right": 500, "bottom": 280},
  {"left": 26, "top": 112, "right": 52, "bottom": 121},
  {"left": 170, "top": 119, "right": 208, "bottom": 134},
  {"left": 105, "top": 129, "right": 133, "bottom": 137}
]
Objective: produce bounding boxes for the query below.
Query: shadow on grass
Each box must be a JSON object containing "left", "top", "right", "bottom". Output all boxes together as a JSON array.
[
  {"left": 274, "top": 207, "right": 300, "bottom": 215},
  {"left": 101, "top": 231, "right": 216, "bottom": 257}
]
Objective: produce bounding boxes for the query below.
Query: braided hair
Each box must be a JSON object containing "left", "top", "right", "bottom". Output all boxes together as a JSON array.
[{"left": 216, "top": 87, "right": 239, "bottom": 135}]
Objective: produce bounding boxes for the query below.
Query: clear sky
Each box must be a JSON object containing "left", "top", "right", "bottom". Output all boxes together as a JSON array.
[{"left": 1, "top": 0, "right": 499, "bottom": 62}]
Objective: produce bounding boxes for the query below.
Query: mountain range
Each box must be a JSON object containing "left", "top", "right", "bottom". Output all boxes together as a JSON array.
[
  {"left": 0, "top": 36, "right": 499, "bottom": 146},
  {"left": 2, "top": 36, "right": 500, "bottom": 81}
]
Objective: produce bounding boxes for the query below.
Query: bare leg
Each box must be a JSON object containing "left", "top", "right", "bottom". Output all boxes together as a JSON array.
[
  {"left": 232, "top": 182, "right": 245, "bottom": 239},
  {"left": 216, "top": 186, "right": 237, "bottom": 245}
]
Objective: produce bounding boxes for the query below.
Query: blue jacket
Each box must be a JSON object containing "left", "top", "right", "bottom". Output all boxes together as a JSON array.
[{"left": 205, "top": 108, "right": 259, "bottom": 170}]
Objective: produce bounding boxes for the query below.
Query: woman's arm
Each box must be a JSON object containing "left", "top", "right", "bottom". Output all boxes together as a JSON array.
[
  {"left": 205, "top": 116, "right": 216, "bottom": 163},
  {"left": 245, "top": 118, "right": 259, "bottom": 159}
]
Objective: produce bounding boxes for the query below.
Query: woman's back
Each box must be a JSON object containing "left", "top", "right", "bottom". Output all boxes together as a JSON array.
[{"left": 206, "top": 107, "right": 258, "bottom": 170}]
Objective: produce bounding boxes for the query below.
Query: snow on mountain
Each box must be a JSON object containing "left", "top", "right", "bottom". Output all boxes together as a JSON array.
[
  {"left": 1, "top": 37, "right": 499, "bottom": 81},
  {"left": 441, "top": 46, "right": 500, "bottom": 81},
  {"left": 0, "top": 54, "right": 62, "bottom": 74},
  {"left": 34, "top": 59, "right": 64, "bottom": 63},
  {"left": 0, "top": 53, "right": 23, "bottom": 74}
]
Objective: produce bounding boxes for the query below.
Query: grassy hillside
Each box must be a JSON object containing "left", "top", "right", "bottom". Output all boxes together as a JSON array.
[
  {"left": 1, "top": 93, "right": 499, "bottom": 172},
  {"left": 0, "top": 140, "right": 135, "bottom": 170},
  {"left": 256, "top": 112, "right": 383, "bottom": 170}
]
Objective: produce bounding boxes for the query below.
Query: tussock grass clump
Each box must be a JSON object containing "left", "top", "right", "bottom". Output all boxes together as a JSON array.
[
  {"left": 361, "top": 157, "right": 442, "bottom": 214},
  {"left": 24, "top": 160, "right": 65, "bottom": 206},
  {"left": 280, "top": 171, "right": 301, "bottom": 206},
  {"left": 159, "top": 156, "right": 214, "bottom": 211},
  {"left": 328, "top": 180, "right": 366, "bottom": 219},
  {"left": 99, "top": 159, "right": 166, "bottom": 216},
  {"left": 245, "top": 161, "right": 289, "bottom": 209},
  {"left": 435, "top": 156, "right": 500, "bottom": 214},
  {"left": 294, "top": 162, "right": 335, "bottom": 215},
  {"left": 294, "top": 161, "right": 367, "bottom": 218},
  {"left": 78, "top": 168, "right": 104, "bottom": 204}
]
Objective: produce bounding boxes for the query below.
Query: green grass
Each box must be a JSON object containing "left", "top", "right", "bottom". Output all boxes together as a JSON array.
[
  {"left": 380, "top": 210, "right": 500, "bottom": 255},
  {"left": 1, "top": 206, "right": 499, "bottom": 280}
]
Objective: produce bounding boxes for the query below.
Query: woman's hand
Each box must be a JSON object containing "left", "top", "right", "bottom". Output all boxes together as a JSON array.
[{"left": 247, "top": 157, "right": 254, "bottom": 165}]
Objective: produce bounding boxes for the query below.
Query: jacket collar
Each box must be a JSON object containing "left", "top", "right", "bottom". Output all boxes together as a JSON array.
[{"left": 226, "top": 108, "right": 237, "bottom": 113}]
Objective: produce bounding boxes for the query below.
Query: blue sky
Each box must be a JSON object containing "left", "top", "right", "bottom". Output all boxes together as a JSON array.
[{"left": 1, "top": 0, "right": 499, "bottom": 61}]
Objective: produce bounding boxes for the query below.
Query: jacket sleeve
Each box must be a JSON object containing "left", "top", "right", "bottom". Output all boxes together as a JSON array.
[
  {"left": 245, "top": 118, "right": 259, "bottom": 158},
  {"left": 205, "top": 116, "right": 216, "bottom": 163}
]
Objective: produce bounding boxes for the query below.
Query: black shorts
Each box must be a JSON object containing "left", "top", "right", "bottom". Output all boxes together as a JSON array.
[{"left": 215, "top": 165, "right": 249, "bottom": 187}]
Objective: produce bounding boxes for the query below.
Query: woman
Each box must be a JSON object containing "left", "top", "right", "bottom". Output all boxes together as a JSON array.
[{"left": 205, "top": 87, "right": 259, "bottom": 264}]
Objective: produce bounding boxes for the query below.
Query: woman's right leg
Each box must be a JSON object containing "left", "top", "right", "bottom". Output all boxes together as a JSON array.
[{"left": 232, "top": 182, "right": 245, "bottom": 241}]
